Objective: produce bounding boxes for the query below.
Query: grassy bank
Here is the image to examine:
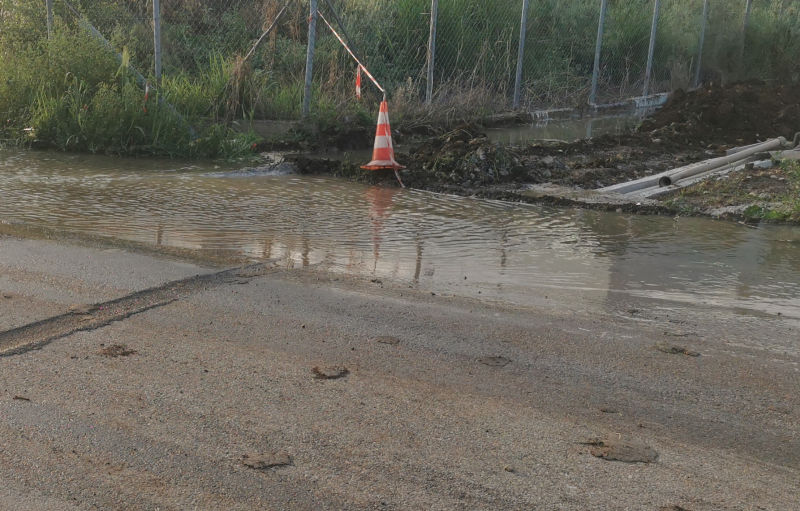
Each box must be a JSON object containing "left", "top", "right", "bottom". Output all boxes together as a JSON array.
[
  {"left": 0, "top": 8, "right": 259, "bottom": 158},
  {"left": 665, "top": 160, "right": 800, "bottom": 223}
]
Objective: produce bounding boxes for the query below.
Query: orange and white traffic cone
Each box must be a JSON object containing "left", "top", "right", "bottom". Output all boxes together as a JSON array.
[{"left": 362, "top": 100, "right": 404, "bottom": 171}]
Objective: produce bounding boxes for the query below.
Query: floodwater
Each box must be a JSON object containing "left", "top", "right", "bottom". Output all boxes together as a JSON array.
[
  {"left": 485, "top": 113, "right": 644, "bottom": 144},
  {"left": 2, "top": 149, "right": 800, "bottom": 323}
]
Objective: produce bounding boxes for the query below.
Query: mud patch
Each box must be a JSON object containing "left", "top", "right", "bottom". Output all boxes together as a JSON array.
[
  {"left": 0, "top": 263, "right": 274, "bottom": 357},
  {"left": 582, "top": 437, "right": 658, "bottom": 463},
  {"left": 98, "top": 344, "right": 137, "bottom": 358},
  {"left": 372, "top": 336, "right": 401, "bottom": 346},
  {"left": 655, "top": 343, "right": 700, "bottom": 357},
  {"left": 478, "top": 356, "right": 512, "bottom": 367},
  {"left": 640, "top": 81, "right": 800, "bottom": 147},
  {"left": 312, "top": 366, "right": 349, "bottom": 380},
  {"left": 241, "top": 451, "right": 292, "bottom": 470}
]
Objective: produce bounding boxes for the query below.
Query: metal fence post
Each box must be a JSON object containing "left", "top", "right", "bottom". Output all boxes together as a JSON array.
[
  {"left": 589, "top": 0, "right": 608, "bottom": 106},
  {"left": 642, "top": 0, "right": 661, "bottom": 97},
  {"left": 740, "top": 0, "right": 753, "bottom": 67},
  {"left": 513, "top": 0, "right": 530, "bottom": 109},
  {"left": 303, "top": 0, "right": 318, "bottom": 117},
  {"left": 46, "top": 0, "right": 54, "bottom": 38},
  {"left": 694, "top": 0, "right": 709, "bottom": 88},
  {"left": 153, "top": 0, "right": 162, "bottom": 85},
  {"left": 425, "top": 0, "right": 438, "bottom": 105}
]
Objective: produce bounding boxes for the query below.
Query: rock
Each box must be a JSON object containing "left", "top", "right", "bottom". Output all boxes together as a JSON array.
[
  {"left": 582, "top": 437, "right": 658, "bottom": 463},
  {"left": 241, "top": 451, "right": 292, "bottom": 470},
  {"left": 655, "top": 343, "right": 700, "bottom": 357},
  {"left": 478, "top": 356, "right": 511, "bottom": 367},
  {"left": 312, "top": 366, "right": 349, "bottom": 380},
  {"left": 372, "top": 336, "right": 400, "bottom": 346}
]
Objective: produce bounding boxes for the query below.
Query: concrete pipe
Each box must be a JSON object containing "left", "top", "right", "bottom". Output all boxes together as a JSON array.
[{"left": 658, "top": 137, "right": 786, "bottom": 187}]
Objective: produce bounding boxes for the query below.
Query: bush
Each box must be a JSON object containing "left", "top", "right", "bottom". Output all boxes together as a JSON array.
[{"left": 0, "top": 16, "right": 258, "bottom": 159}]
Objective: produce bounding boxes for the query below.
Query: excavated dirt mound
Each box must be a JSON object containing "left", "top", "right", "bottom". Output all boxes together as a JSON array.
[
  {"left": 398, "top": 126, "right": 711, "bottom": 190},
  {"left": 639, "top": 81, "right": 800, "bottom": 146}
]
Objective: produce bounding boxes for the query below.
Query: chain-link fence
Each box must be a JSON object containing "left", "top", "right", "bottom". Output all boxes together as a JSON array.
[{"left": 18, "top": 0, "right": 800, "bottom": 121}]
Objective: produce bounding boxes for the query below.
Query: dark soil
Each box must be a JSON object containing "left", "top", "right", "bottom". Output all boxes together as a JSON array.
[
  {"left": 639, "top": 81, "right": 800, "bottom": 147},
  {"left": 396, "top": 126, "right": 712, "bottom": 190}
]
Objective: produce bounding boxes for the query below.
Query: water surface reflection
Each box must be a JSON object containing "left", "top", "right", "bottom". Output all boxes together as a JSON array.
[{"left": 2, "top": 149, "right": 799, "bottom": 321}]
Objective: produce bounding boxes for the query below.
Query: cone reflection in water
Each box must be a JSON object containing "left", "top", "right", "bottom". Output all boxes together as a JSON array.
[
  {"left": 362, "top": 101, "right": 404, "bottom": 171},
  {"left": 366, "top": 186, "right": 397, "bottom": 272}
]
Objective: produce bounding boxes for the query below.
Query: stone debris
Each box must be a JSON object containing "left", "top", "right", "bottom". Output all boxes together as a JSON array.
[
  {"left": 312, "top": 366, "right": 349, "bottom": 380},
  {"left": 372, "top": 336, "right": 401, "bottom": 346},
  {"left": 241, "top": 451, "right": 292, "bottom": 470},
  {"left": 582, "top": 437, "right": 658, "bottom": 463},
  {"left": 655, "top": 343, "right": 700, "bottom": 357},
  {"left": 478, "top": 356, "right": 511, "bottom": 367}
]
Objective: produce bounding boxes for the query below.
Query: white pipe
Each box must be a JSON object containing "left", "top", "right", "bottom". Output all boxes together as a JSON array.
[
  {"left": 601, "top": 137, "right": 786, "bottom": 194},
  {"left": 660, "top": 137, "right": 785, "bottom": 187}
]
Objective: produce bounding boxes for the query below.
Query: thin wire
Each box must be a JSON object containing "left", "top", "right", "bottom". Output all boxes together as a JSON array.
[{"left": 317, "top": 10, "right": 385, "bottom": 96}]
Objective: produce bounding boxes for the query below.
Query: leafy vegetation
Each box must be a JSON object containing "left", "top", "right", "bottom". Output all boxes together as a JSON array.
[
  {"left": 0, "top": 4, "right": 259, "bottom": 158},
  {"left": 1, "top": 0, "right": 799, "bottom": 157},
  {"left": 666, "top": 159, "right": 800, "bottom": 224}
]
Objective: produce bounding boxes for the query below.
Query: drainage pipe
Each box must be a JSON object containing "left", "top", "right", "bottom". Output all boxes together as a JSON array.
[
  {"left": 658, "top": 137, "right": 786, "bottom": 187},
  {"left": 601, "top": 137, "right": 787, "bottom": 195}
]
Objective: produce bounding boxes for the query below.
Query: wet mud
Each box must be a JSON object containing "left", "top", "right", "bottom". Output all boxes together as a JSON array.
[{"left": 287, "top": 81, "right": 800, "bottom": 224}]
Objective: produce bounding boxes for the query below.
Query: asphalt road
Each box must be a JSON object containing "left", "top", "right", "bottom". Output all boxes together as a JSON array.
[{"left": 1, "top": 235, "right": 798, "bottom": 510}]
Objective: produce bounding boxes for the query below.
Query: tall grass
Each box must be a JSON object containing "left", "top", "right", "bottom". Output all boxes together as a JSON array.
[
  {"left": 0, "top": 4, "right": 259, "bottom": 158},
  {"left": 2, "top": 0, "right": 799, "bottom": 156}
]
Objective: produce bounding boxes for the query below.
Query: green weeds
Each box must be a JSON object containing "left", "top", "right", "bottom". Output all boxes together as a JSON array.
[{"left": 0, "top": 21, "right": 259, "bottom": 159}]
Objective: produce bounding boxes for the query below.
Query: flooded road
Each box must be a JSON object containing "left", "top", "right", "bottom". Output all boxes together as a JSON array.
[
  {"left": 2, "top": 149, "right": 800, "bottom": 322},
  {"left": 485, "top": 112, "right": 643, "bottom": 144}
]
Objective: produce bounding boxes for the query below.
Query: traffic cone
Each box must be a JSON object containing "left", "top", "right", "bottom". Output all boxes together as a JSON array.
[{"left": 361, "top": 100, "right": 404, "bottom": 171}]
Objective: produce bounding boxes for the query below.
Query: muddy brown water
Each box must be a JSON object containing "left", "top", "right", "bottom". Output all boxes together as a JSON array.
[
  {"left": 485, "top": 113, "right": 644, "bottom": 144},
  {"left": 2, "top": 149, "right": 800, "bottom": 324}
]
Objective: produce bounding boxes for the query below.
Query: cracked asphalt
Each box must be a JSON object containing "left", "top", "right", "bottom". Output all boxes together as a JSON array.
[{"left": 1, "top": 235, "right": 798, "bottom": 510}]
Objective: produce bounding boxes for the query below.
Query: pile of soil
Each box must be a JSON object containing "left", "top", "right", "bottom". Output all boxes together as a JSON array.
[
  {"left": 639, "top": 81, "right": 800, "bottom": 147},
  {"left": 401, "top": 126, "right": 529, "bottom": 189},
  {"left": 398, "top": 126, "right": 711, "bottom": 190}
]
